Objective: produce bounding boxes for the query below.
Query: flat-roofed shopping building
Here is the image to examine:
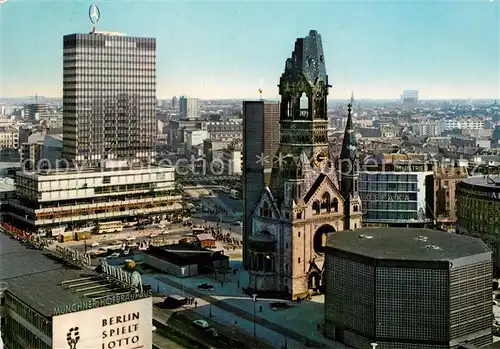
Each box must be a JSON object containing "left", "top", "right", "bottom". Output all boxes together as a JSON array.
[
  {"left": 0, "top": 233, "right": 153, "bottom": 349},
  {"left": 324, "top": 228, "right": 492, "bottom": 349},
  {"left": 7, "top": 164, "right": 182, "bottom": 235}
]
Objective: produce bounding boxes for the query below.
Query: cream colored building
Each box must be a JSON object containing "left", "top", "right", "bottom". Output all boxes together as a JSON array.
[
  {"left": 8, "top": 164, "right": 182, "bottom": 234},
  {"left": 0, "top": 126, "right": 19, "bottom": 149}
]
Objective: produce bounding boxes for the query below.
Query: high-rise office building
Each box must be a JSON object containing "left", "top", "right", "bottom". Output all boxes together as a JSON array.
[
  {"left": 24, "top": 103, "right": 50, "bottom": 121},
  {"left": 242, "top": 101, "right": 280, "bottom": 268},
  {"left": 179, "top": 96, "right": 201, "bottom": 120},
  {"left": 62, "top": 33, "right": 156, "bottom": 166},
  {"left": 402, "top": 89, "right": 419, "bottom": 105}
]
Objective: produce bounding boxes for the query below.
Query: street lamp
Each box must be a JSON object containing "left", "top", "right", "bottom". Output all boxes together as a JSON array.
[
  {"left": 209, "top": 302, "right": 213, "bottom": 318},
  {"left": 371, "top": 343, "right": 378, "bottom": 349},
  {"left": 181, "top": 267, "right": 186, "bottom": 296},
  {"left": 252, "top": 294, "right": 257, "bottom": 340}
]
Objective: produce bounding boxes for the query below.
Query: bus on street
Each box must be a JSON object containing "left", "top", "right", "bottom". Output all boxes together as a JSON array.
[{"left": 95, "top": 221, "right": 124, "bottom": 234}]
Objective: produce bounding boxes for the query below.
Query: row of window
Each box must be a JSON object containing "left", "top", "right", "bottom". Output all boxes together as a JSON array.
[
  {"left": 360, "top": 174, "right": 419, "bottom": 182},
  {"left": 359, "top": 182, "right": 418, "bottom": 192},
  {"left": 5, "top": 293, "right": 52, "bottom": 337}
]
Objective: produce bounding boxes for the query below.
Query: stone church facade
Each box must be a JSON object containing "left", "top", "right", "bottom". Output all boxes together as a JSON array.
[{"left": 246, "top": 30, "right": 362, "bottom": 300}]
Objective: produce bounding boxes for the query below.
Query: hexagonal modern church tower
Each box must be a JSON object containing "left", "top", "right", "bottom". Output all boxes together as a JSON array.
[{"left": 246, "top": 30, "right": 362, "bottom": 300}]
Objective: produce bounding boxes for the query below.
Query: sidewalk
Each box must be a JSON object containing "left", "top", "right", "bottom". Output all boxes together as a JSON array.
[{"left": 144, "top": 275, "right": 306, "bottom": 349}]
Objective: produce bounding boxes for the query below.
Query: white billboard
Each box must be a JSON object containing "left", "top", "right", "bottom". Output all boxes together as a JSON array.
[{"left": 52, "top": 297, "right": 152, "bottom": 349}]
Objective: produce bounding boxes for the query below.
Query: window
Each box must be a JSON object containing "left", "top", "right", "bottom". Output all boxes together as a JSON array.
[
  {"left": 331, "top": 198, "right": 339, "bottom": 212},
  {"left": 298, "top": 231, "right": 301, "bottom": 238},
  {"left": 321, "top": 192, "right": 331, "bottom": 212},
  {"left": 260, "top": 202, "right": 271, "bottom": 218},
  {"left": 312, "top": 201, "right": 320, "bottom": 215},
  {"left": 298, "top": 257, "right": 301, "bottom": 263},
  {"left": 297, "top": 212, "right": 302, "bottom": 219}
]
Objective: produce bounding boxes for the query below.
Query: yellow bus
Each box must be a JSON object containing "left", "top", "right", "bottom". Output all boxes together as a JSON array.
[{"left": 96, "top": 221, "right": 124, "bottom": 234}]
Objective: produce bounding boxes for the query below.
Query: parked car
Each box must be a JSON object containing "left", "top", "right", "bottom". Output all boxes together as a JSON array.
[
  {"left": 197, "top": 283, "right": 214, "bottom": 290},
  {"left": 107, "top": 252, "right": 121, "bottom": 259},
  {"left": 192, "top": 319, "right": 209, "bottom": 329}
]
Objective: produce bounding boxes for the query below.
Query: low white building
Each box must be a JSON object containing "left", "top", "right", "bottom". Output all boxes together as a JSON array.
[
  {"left": 8, "top": 164, "right": 182, "bottom": 234},
  {"left": 222, "top": 140, "right": 242, "bottom": 175},
  {"left": 185, "top": 129, "right": 208, "bottom": 148}
]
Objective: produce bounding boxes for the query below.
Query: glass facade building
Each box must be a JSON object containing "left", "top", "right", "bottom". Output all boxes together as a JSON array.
[
  {"left": 62, "top": 33, "right": 156, "bottom": 166},
  {"left": 359, "top": 164, "right": 434, "bottom": 227},
  {"left": 324, "top": 228, "right": 493, "bottom": 349}
]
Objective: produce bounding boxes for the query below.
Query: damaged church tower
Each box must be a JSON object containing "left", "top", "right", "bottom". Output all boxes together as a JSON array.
[{"left": 247, "top": 30, "right": 362, "bottom": 300}]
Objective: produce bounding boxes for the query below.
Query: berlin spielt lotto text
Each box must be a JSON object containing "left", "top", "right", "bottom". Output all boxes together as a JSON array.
[{"left": 19, "top": 153, "right": 479, "bottom": 178}]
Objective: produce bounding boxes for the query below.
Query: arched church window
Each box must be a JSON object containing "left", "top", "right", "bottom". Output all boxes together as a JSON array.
[
  {"left": 331, "top": 198, "right": 339, "bottom": 212},
  {"left": 312, "top": 201, "right": 320, "bottom": 215},
  {"left": 260, "top": 202, "right": 271, "bottom": 218},
  {"left": 321, "top": 193, "right": 331, "bottom": 212},
  {"left": 299, "top": 93, "right": 308, "bottom": 109}
]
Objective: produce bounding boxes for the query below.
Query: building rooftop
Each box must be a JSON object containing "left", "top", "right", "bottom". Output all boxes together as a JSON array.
[
  {"left": 326, "top": 228, "right": 490, "bottom": 261},
  {"left": 460, "top": 175, "right": 500, "bottom": 190},
  {"left": 0, "top": 177, "right": 14, "bottom": 192},
  {"left": 0, "top": 233, "right": 132, "bottom": 317},
  {"left": 16, "top": 163, "right": 175, "bottom": 178}
]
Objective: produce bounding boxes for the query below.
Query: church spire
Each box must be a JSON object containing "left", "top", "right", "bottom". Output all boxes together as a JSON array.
[{"left": 340, "top": 93, "right": 357, "bottom": 162}]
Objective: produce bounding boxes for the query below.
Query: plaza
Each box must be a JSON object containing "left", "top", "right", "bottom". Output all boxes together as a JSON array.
[{"left": 140, "top": 260, "right": 346, "bottom": 349}]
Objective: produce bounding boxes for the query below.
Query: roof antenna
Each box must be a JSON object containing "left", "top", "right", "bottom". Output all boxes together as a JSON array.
[{"left": 258, "top": 78, "right": 263, "bottom": 101}]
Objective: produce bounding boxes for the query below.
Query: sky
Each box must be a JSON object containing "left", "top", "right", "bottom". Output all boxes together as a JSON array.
[{"left": 0, "top": 0, "right": 499, "bottom": 100}]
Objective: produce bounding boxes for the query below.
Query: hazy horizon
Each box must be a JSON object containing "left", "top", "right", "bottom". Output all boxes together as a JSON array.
[{"left": 1, "top": 0, "right": 499, "bottom": 100}]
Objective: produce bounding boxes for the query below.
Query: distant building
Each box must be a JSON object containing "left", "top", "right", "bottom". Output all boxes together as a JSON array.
[
  {"left": 24, "top": 103, "right": 50, "bottom": 121},
  {"left": 185, "top": 129, "right": 208, "bottom": 148},
  {"left": 456, "top": 176, "right": 500, "bottom": 270},
  {"left": 179, "top": 96, "right": 201, "bottom": 120},
  {"left": 412, "top": 121, "right": 441, "bottom": 137},
  {"left": 402, "top": 89, "right": 419, "bottom": 105},
  {"left": 172, "top": 96, "right": 178, "bottom": 108},
  {"left": 324, "top": 228, "right": 493, "bottom": 349},
  {"left": 242, "top": 100, "right": 280, "bottom": 268},
  {"left": 434, "top": 164, "right": 468, "bottom": 231},
  {"left": 20, "top": 131, "right": 63, "bottom": 170},
  {"left": 491, "top": 125, "right": 500, "bottom": 149},
  {"left": 62, "top": 33, "right": 157, "bottom": 166},
  {"left": 0, "top": 126, "right": 19, "bottom": 150},
  {"left": 206, "top": 119, "right": 242, "bottom": 141},
  {"left": 222, "top": 139, "right": 242, "bottom": 175},
  {"left": 167, "top": 119, "right": 204, "bottom": 148},
  {"left": 440, "top": 118, "right": 485, "bottom": 131}
]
